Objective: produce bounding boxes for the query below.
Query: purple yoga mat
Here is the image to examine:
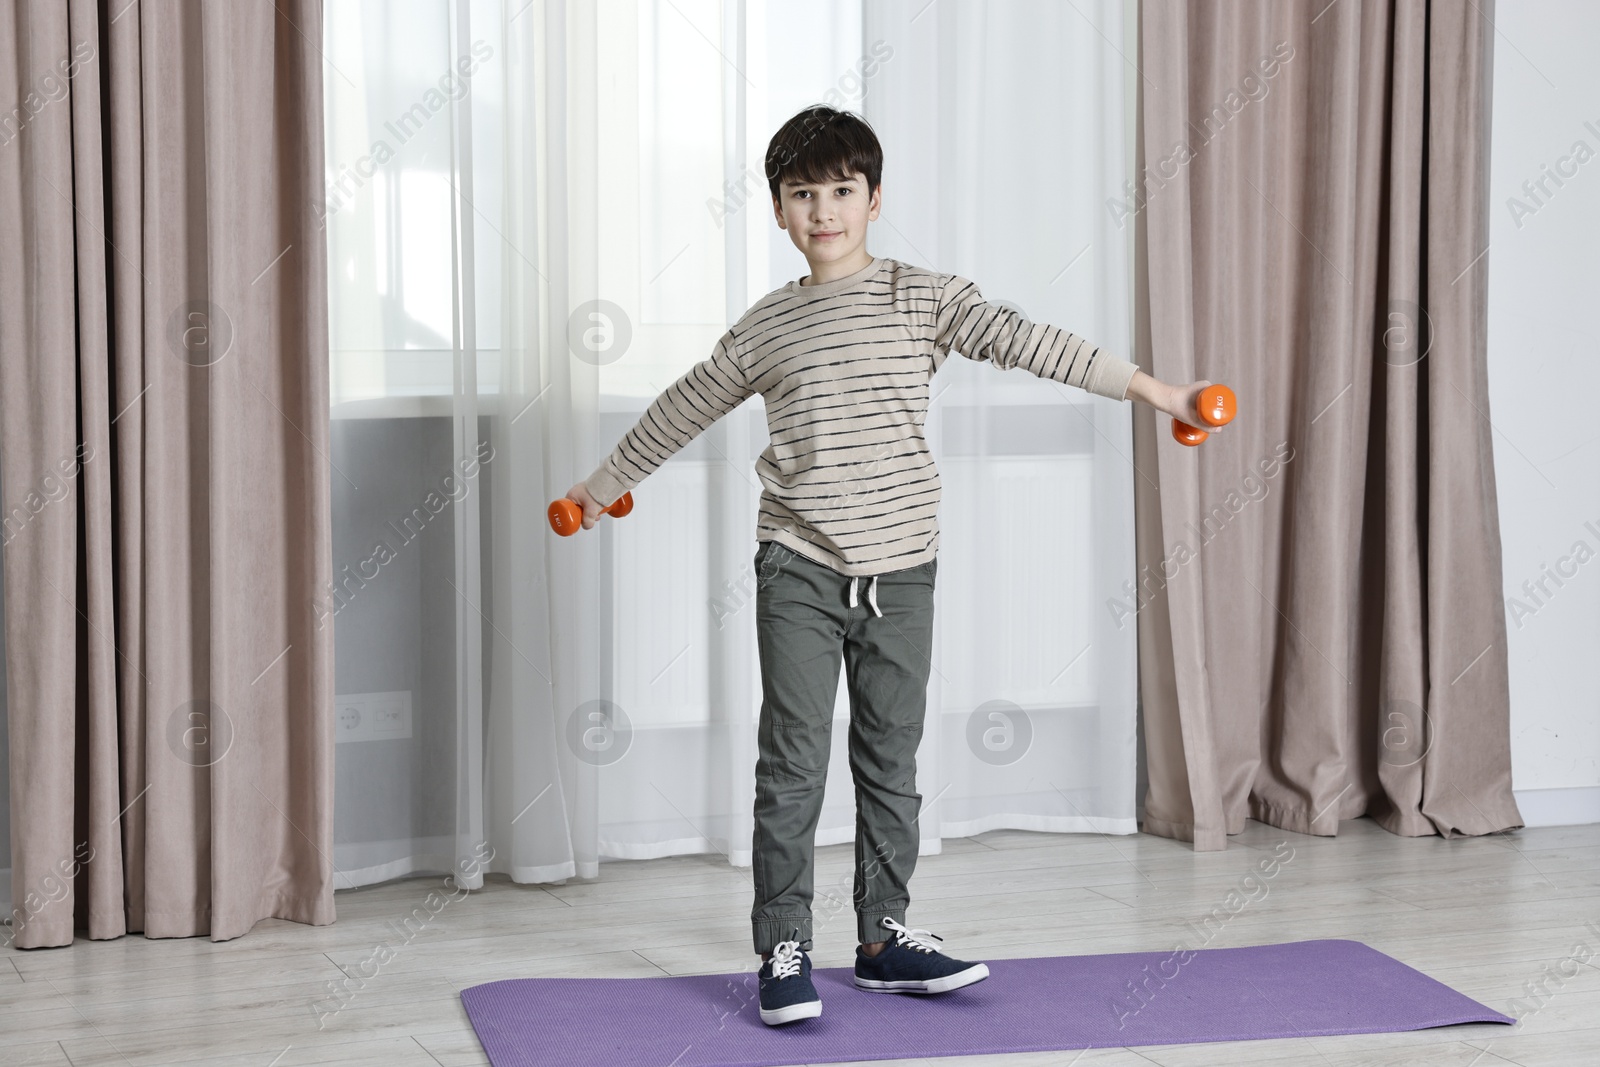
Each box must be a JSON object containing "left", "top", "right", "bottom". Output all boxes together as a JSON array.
[{"left": 460, "top": 938, "right": 1513, "bottom": 1067}]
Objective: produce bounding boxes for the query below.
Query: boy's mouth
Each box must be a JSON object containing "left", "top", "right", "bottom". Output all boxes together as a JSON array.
[{"left": 812, "top": 231, "right": 841, "bottom": 241}]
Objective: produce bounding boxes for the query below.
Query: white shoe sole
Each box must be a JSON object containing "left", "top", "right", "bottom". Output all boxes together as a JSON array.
[
  {"left": 759, "top": 998, "right": 822, "bottom": 1025},
  {"left": 854, "top": 961, "right": 990, "bottom": 994}
]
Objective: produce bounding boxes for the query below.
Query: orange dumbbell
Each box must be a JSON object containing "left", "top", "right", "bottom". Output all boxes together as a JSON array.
[
  {"left": 548, "top": 491, "right": 634, "bottom": 536},
  {"left": 1172, "top": 384, "right": 1237, "bottom": 446}
]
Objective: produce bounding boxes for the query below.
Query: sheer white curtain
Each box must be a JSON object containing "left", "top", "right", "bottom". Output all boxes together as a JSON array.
[
  {"left": 320, "top": 0, "right": 1137, "bottom": 898},
  {"left": 863, "top": 0, "right": 1140, "bottom": 842}
]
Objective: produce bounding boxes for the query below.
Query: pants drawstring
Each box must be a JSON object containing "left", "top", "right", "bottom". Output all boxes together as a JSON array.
[{"left": 849, "top": 575, "right": 883, "bottom": 618}]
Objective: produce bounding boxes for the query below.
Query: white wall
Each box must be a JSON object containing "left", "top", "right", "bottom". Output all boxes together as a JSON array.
[{"left": 1487, "top": 1, "right": 1600, "bottom": 825}]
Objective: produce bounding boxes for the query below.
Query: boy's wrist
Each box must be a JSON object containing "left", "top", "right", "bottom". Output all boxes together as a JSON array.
[
  {"left": 1125, "top": 369, "right": 1169, "bottom": 409},
  {"left": 584, "top": 465, "right": 629, "bottom": 509}
]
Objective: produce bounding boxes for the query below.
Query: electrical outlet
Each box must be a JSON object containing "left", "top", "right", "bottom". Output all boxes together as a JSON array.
[
  {"left": 370, "top": 693, "right": 412, "bottom": 740},
  {"left": 336, "top": 699, "right": 366, "bottom": 740},
  {"left": 334, "top": 691, "right": 413, "bottom": 743}
]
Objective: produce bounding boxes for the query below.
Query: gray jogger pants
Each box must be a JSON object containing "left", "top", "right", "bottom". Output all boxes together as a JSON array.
[{"left": 749, "top": 539, "right": 937, "bottom": 954}]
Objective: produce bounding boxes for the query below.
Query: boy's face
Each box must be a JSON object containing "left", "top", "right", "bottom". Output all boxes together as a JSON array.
[{"left": 772, "top": 170, "right": 881, "bottom": 266}]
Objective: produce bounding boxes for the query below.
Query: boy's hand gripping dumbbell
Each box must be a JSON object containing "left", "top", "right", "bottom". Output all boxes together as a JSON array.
[
  {"left": 1172, "top": 383, "right": 1237, "bottom": 445},
  {"left": 548, "top": 486, "right": 634, "bottom": 536}
]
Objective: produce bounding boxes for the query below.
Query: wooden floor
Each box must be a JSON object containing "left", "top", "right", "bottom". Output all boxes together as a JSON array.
[{"left": 5, "top": 816, "right": 1599, "bottom": 1066}]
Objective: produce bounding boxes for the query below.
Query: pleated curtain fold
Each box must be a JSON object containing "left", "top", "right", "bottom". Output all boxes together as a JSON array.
[
  {"left": 0, "top": 0, "right": 334, "bottom": 946},
  {"left": 1132, "top": 0, "right": 1524, "bottom": 850}
]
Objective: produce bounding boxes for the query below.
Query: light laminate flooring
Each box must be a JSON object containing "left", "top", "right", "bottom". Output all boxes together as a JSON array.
[{"left": 4, "top": 816, "right": 1599, "bottom": 1066}]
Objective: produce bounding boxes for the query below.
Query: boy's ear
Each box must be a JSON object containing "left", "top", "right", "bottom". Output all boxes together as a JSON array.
[{"left": 772, "top": 196, "right": 785, "bottom": 228}]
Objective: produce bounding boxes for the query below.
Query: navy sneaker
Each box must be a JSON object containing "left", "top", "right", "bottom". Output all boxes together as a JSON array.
[
  {"left": 757, "top": 930, "right": 822, "bottom": 1025},
  {"left": 854, "top": 916, "right": 990, "bottom": 994}
]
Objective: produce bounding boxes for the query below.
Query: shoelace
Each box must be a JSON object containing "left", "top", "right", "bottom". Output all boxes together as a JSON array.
[
  {"left": 881, "top": 916, "right": 943, "bottom": 955},
  {"left": 766, "top": 937, "right": 804, "bottom": 980}
]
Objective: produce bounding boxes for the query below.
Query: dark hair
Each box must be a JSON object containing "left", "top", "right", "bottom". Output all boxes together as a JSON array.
[{"left": 764, "top": 105, "right": 882, "bottom": 204}]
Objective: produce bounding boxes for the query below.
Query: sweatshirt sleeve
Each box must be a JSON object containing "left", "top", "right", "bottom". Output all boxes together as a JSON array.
[
  {"left": 584, "top": 328, "right": 754, "bottom": 507},
  {"left": 932, "top": 273, "right": 1139, "bottom": 402}
]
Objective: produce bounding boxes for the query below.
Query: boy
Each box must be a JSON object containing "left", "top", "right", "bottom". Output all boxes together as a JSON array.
[{"left": 564, "top": 105, "right": 1213, "bottom": 1026}]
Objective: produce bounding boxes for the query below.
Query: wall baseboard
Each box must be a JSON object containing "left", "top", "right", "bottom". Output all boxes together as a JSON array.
[
  {"left": 1513, "top": 787, "right": 1600, "bottom": 828},
  {"left": 1130, "top": 791, "right": 1600, "bottom": 834}
]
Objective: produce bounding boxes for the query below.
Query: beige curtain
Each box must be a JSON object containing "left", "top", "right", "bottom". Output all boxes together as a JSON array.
[
  {"left": 0, "top": 0, "right": 334, "bottom": 945},
  {"left": 1132, "top": 0, "right": 1523, "bottom": 851}
]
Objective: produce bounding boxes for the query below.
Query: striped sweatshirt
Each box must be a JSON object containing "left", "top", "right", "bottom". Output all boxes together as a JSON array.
[{"left": 583, "top": 256, "right": 1139, "bottom": 577}]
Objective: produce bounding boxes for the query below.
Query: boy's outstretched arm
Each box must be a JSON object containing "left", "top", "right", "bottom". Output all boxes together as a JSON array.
[
  {"left": 563, "top": 328, "right": 754, "bottom": 531},
  {"left": 933, "top": 273, "right": 1222, "bottom": 428}
]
